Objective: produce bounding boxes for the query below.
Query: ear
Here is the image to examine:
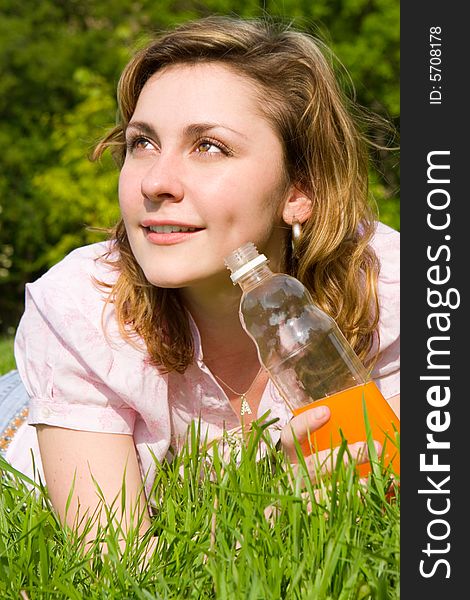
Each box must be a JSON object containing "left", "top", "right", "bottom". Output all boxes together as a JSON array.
[{"left": 282, "top": 187, "right": 313, "bottom": 225}]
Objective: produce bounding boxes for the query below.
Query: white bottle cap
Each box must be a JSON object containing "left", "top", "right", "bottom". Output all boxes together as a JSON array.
[
  {"left": 224, "top": 242, "right": 268, "bottom": 284},
  {"left": 228, "top": 254, "right": 268, "bottom": 284}
]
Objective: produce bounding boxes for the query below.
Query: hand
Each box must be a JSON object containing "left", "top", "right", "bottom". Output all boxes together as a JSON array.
[{"left": 280, "top": 405, "right": 382, "bottom": 484}]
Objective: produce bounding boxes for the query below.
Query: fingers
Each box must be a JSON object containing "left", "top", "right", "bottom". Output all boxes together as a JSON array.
[
  {"left": 280, "top": 405, "right": 330, "bottom": 460},
  {"left": 289, "top": 440, "right": 383, "bottom": 486}
]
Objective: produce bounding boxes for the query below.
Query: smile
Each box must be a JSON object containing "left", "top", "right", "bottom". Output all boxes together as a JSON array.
[
  {"left": 148, "top": 225, "right": 200, "bottom": 233},
  {"left": 143, "top": 224, "right": 204, "bottom": 246}
]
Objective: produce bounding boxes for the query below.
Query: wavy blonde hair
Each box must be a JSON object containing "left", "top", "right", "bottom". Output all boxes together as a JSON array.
[{"left": 94, "top": 16, "right": 385, "bottom": 373}]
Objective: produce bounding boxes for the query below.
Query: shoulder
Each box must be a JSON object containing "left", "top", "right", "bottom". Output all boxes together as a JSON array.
[
  {"left": 367, "top": 222, "right": 400, "bottom": 397},
  {"left": 15, "top": 241, "right": 161, "bottom": 411},
  {"left": 369, "top": 222, "right": 400, "bottom": 281},
  {"left": 367, "top": 221, "right": 400, "bottom": 315},
  {"left": 368, "top": 222, "right": 400, "bottom": 309},
  {"left": 29, "top": 241, "right": 117, "bottom": 290},
  {"left": 25, "top": 241, "right": 118, "bottom": 318}
]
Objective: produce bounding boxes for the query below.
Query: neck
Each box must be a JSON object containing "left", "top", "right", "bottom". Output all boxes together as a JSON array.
[
  {"left": 179, "top": 276, "right": 269, "bottom": 423},
  {"left": 179, "top": 277, "right": 259, "bottom": 375}
]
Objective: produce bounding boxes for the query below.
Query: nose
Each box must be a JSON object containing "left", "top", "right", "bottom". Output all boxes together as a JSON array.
[{"left": 140, "top": 154, "right": 185, "bottom": 203}]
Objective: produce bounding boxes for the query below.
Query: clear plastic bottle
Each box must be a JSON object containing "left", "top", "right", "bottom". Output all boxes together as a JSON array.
[{"left": 225, "top": 242, "right": 400, "bottom": 476}]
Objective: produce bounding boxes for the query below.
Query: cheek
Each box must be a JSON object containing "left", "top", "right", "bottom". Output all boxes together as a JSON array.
[{"left": 118, "top": 168, "right": 136, "bottom": 215}]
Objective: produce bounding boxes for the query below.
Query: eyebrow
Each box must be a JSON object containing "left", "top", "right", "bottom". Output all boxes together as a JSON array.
[
  {"left": 126, "top": 120, "right": 247, "bottom": 140},
  {"left": 126, "top": 121, "right": 157, "bottom": 138}
]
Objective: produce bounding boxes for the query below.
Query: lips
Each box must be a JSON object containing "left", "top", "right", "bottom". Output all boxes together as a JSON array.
[
  {"left": 148, "top": 224, "right": 200, "bottom": 233},
  {"left": 141, "top": 219, "right": 203, "bottom": 231},
  {"left": 141, "top": 220, "right": 204, "bottom": 245}
]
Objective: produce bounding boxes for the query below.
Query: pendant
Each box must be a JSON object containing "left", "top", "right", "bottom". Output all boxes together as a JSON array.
[{"left": 240, "top": 395, "right": 252, "bottom": 416}]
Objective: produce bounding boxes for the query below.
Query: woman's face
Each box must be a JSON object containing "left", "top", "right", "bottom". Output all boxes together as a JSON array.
[{"left": 119, "top": 62, "right": 292, "bottom": 290}]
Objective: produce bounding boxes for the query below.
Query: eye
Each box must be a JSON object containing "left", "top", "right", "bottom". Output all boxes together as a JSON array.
[
  {"left": 194, "top": 138, "right": 232, "bottom": 156},
  {"left": 126, "top": 135, "right": 155, "bottom": 154}
]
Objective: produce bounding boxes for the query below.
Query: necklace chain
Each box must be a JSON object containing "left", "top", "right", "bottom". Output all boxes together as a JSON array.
[{"left": 214, "top": 367, "right": 264, "bottom": 416}]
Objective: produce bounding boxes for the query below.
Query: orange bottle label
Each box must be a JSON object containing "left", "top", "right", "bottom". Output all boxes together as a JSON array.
[{"left": 292, "top": 381, "right": 400, "bottom": 477}]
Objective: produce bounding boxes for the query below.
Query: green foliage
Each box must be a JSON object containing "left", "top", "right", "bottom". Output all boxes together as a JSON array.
[
  {"left": 0, "top": 421, "right": 400, "bottom": 598},
  {"left": 0, "top": 0, "right": 399, "bottom": 332},
  {"left": 31, "top": 68, "right": 120, "bottom": 267},
  {"left": 0, "top": 337, "right": 15, "bottom": 375}
]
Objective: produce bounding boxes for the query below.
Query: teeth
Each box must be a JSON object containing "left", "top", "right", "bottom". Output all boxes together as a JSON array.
[{"left": 148, "top": 225, "right": 197, "bottom": 233}]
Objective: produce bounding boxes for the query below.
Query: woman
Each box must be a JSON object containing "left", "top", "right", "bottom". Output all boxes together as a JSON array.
[{"left": 2, "top": 16, "right": 399, "bottom": 548}]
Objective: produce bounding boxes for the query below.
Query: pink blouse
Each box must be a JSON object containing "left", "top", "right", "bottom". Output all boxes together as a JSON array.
[{"left": 8, "top": 222, "right": 400, "bottom": 497}]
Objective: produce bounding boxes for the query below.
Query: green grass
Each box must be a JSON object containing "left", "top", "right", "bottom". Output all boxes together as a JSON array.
[
  {"left": 0, "top": 421, "right": 400, "bottom": 599},
  {"left": 0, "top": 336, "right": 15, "bottom": 376}
]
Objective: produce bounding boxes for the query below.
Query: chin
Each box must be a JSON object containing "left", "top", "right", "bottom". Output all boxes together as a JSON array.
[
  {"left": 143, "top": 273, "right": 188, "bottom": 289},
  {"left": 142, "top": 265, "right": 229, "bottom": 291},
  {"left": 141, "top": 267, "right": 200, "bottom": 289}
]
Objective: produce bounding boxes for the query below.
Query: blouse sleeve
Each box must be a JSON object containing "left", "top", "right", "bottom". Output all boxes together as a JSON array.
[
  {"left": 14, "top": 246, "right": 139, "bottom": 434},
  {"left": 368, "top": 222, "right": 400, "bottom": 400}
]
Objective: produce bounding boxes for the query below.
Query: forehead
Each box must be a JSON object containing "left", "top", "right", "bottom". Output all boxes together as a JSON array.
[{"left": 133, "top": 62, "right": 266, "bottom": 124}]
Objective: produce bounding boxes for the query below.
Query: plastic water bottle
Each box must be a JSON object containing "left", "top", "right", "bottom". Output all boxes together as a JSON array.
[{"left": 224, "top": 242, "right": 400, "bottom": 476}]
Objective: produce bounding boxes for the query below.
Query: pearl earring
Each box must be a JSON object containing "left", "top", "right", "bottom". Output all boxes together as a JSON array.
[{"left": 291, "top": 216, "right": 302, "bottom": 251}]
